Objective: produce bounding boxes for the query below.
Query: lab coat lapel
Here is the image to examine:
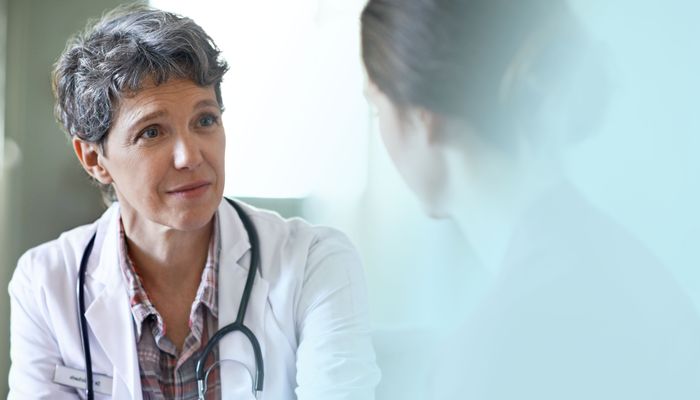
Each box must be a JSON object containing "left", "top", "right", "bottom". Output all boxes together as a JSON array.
[
  {"left": 218, "top": 200, "right": 270, "bottom": 398},
  {"left": 83, "top": 204, "right": 142, "bottom": 400}
]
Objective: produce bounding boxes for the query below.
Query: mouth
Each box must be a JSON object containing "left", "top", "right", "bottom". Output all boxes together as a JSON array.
[{"left": 166, "top": 181, "right": 212, "bottom": 198}]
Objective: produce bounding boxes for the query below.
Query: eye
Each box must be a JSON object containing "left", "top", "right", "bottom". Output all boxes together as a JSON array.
[
  {"left": 197, "top": 113, "right": 220, "bottom": 128},
  {"left": 138, "top": 126, "right": 160, "bottom": 140}
]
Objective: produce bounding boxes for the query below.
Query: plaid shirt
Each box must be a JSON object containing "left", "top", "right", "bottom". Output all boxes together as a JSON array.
[{"left": 118, "top": 217, "right": 221, "bottom": 400}]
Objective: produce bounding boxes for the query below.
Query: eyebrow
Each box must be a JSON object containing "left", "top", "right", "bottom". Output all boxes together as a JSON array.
[
  {"left": 194, "top": 99, "right": 221, "bottom": 110},
  {"left": 127, "top": 110, "right": 166, "bottom": 131},
  {"left": 125, "top": 99, "right": 221, "bottom": 131}
]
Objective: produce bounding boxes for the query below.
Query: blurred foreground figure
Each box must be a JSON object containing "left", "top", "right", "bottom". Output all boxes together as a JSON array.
[{"left": 361, "top": 0, "right": 700, "bottom": 398}]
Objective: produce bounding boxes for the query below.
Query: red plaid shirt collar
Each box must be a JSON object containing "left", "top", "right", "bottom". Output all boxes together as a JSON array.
[{"left": 117, "top": 215, "right": 220, "bottom": 347}]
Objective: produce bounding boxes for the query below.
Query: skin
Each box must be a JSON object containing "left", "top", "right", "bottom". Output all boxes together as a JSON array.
[
  {"left": 364, "top": 78, "right": 563, "bottom": 273},
  {"left": 73, "top": 78, "right": 226, "bottom": 350},
  {"left": 364, "top": 80, "right": 450, "bottom": 218}
]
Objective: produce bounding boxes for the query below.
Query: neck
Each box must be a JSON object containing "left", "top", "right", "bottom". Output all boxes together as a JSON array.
[
  {"left": 120, "top": 209, "right": 214, "bottom": 292},
  {"left": 442, "top": 145, "right": 564, "bottom": 275}
]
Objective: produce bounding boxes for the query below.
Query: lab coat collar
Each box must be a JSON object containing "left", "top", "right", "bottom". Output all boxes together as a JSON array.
[
  {"left": 217, "top": 199, "right": 270, "bottom": 397},
  {"left": 85, "top": 200, "right": 255, "bottom": 284},
  {"left": 218, "top": 198, "right": 253, "bottom": 264},
  {"left": 82, "top": 200, "right": 270, "bottom": 399},
  {"left": 83, "top": 202, "right": 142, "bottom": 400}
]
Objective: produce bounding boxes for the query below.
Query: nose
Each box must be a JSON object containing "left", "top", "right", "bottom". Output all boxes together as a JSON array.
[{"left": 173, "top": 130, "right": 203, "bottom": 170}]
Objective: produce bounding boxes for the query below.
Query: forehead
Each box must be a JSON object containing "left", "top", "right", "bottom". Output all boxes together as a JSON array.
[
  {"left": 113, "top": 79, "right": 218, "bottom": 123},
  {"left": 120, "top": 78, "right": 216, "bottom": 107}
]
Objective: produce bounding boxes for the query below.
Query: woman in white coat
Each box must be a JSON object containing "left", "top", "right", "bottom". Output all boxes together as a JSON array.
[{"left": 8, "top": 5, "right": 379, "bottom": 399}]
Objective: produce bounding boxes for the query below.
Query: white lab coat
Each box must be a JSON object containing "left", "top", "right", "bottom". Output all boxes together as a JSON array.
[{"left": 8, "top": 199, "right": 380, "bottom": 399}]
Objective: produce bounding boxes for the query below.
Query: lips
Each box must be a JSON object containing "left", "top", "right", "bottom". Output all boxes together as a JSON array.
[{"left": 166, "top": 181, "right": 212, "bottom": 197}]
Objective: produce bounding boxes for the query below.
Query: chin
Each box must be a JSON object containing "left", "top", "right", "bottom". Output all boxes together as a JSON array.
[
  {"left": 170, "top": 199, "right": 220, "bottom": 231},
  {"left": 413, "top": 184, "right": 452, "bottom": 220},
  {"left": 422, "top": 202, "right": 451, "bottom": 220},
  {"left": 171, "top": 212, "right": 216, "bottom": 232}
]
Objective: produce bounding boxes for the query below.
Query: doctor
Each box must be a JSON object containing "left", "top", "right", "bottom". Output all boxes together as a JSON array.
[{"left": 8, "top": 5, "right": 379, "bottom": 399}]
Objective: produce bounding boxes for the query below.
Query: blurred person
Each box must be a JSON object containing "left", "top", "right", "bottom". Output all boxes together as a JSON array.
[
  {"left": 361, "top": 0, "right": 700, "bottom": 398},
  {"left": 8, "top": 5, "right": 379, "bottom": 399}
]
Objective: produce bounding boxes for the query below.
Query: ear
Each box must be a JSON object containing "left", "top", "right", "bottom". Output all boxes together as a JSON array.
[
  {"left": 414, "top": 108, "right": 445, "bottom": 146},
  {"left": 72, "top": 137, "right": 113, "bottom": 185}
]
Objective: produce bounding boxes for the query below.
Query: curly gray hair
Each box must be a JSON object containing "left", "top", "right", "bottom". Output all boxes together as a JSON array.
[{"left": 53, "top": 4, "right": 229, "bottom": 144}]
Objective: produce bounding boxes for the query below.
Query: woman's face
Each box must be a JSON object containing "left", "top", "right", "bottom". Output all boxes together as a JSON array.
[
  {"left": 98, "top": 78, "right": 225, "bottom": 232},
  {"left": 364, "top": 79, "right": 449, "bottom": 217}
]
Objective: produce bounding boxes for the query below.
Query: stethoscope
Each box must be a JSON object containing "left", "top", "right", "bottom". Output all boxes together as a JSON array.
[{"left": 77, "top": 198, "right": 264, "bottom": 400}]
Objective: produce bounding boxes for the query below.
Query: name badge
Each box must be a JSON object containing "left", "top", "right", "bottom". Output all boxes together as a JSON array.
[{"left": 53, "top": 365, "right": 113, "bottom": 395}]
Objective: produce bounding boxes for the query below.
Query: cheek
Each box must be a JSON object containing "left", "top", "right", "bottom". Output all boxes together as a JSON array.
[
  {"left": 204, "top": 132, "right": 226, "bottom": 189},
  {"left": 377, "top": 115, "right": 424, "bottom": 194},
  {"left": 377, "top": 114, "right": 448, "bottom": 212},
  {"left": 377, "top": 112, "right": 407, "bottom": 169},
  {"left": 210, "top": 132, "right": 226, "bottom": 173},
  {"left": 217, "top": 132, "right": 226, "bottom": 167},
  {"left": 110, "top": 151, "right": 168, "bottom": 193}
]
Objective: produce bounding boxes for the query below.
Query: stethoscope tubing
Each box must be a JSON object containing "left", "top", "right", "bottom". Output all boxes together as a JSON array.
[
  {"left": 195, "top": 198, "right": 264, "bottom": 394},
  {"left": 78, "top": 233, "right": 97, "bottom": 400},
  {"left": 77, "top": 199, "right": 264, "bottom": 399}
]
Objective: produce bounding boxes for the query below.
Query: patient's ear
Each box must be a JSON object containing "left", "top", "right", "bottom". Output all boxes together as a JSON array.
[
  {"left": 414, "top": 107, "right": 447, "bottom": 146},
  {"left": 72, "top": 137, "right": 112, "bottom": 185}
]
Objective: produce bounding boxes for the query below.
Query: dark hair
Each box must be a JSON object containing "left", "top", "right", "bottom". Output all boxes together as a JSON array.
[
  {"left": 361, "top": 0, "right": 607, "bottom": 148},
  {"left": 53, "top": 4, "right": 229, "bottom": 144}
]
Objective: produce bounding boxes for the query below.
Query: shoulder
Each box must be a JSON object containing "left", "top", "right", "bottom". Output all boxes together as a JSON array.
[
  {"left": 229, "top": 200, "right": 360, "bottom": 263},
  {"left": 223, "top": 200, "right": 366, "bottom": 303},
  {"left": 9, "top": 214, "right": 104, "bottom": 295}
]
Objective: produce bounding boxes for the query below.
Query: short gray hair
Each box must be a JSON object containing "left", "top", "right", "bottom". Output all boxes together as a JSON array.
[{"left": 53, "top": 4, "right": 229, "bottom": 144}]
